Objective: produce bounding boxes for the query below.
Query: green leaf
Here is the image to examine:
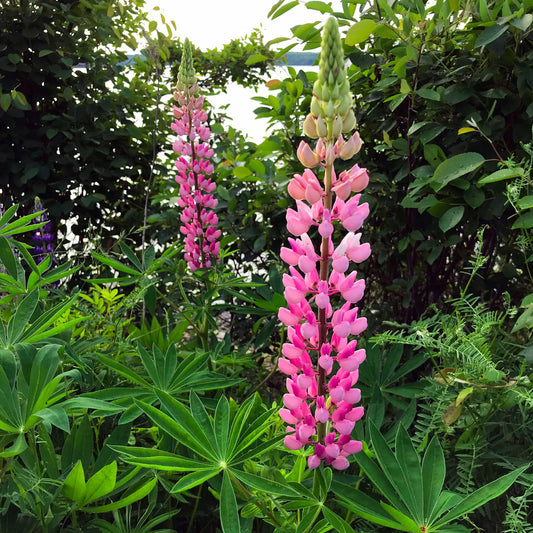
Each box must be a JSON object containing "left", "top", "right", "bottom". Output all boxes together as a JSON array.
[
  {"left": 83, "top": 461, "right": 117, "bottom": 505},
  {"left": 306, "top": 1, "right": 333, "bottom": 14},
  {"left": 395, "top": 426, "right": 423, "bottom": 523},
  {"left": 34, "top": 405, "right": 70, "bottom": 432},
  {"left": 82, "top": 477, "right": 157, "bottom": 513},
  {"left": 233, "top": 166, "right": 252, "bottom": 179},
  {"left": 439, "top": 206, "right": 464, "bottom": 232},
  {"left": 245, "top": 53, "right": 268, "bottom": 65},
  {"left": 322, "top": 507, "right": 356, "bottom": 533},
  {"left": 0, "top": 433, "right": 28, "bottom": 458},
  {"left": 400, "top": 79, "right": 411, "bottom": 94},
  {"left": 464, "top": 186, "right": 485, "bottom": 209},
  {"left": 370, "top": 422, "right": 419, "bottom": 518},
  {"left": 232, "top": 407, "right": 276, "bottom": 458},
  {"left": 433, "top": 465, "right": 529, "bottom": 527},
  {"left": 333, "top": 488, "right": 410, "bottom": 530},
  {"left": 230, "top": 434, "right": 286, "bottom": 465},
  {"left": 227, "top": 395, "right": 256, "bottom": 458},
  {"left": 475, "top": 24, "right": 508, "bottom": 48},
  {"left": 7, "top": 290, "right": 39, "bottom": 345},
  {"left": 112, "top": 445, "right": 212, "bottom": 472},
  {"left": 91, "top": 251, "right": 141, "bottom": 275},
  {"left": 380, "top": 502, "right": 420, "bottom": 532},
  {"left": 63, "top": 460, "right": 87, "bottom": 503},
  {"left": 214, "top": 395, "right": 230, "bottom": 459},
  {"left": 98, "top": 354, "right": 152, "bottom": 388},
  {"left": 416, "top": 88, "right": 440, "bottom": 101},
  {"left": 345, "top": 19, "right": 376, "bottom": 45},
  {"left": 153, "top": 391, "right": 218, "bottom": 461},
  {"left": 431, "top": 153, "right": 485, "bottom": 191},
  {"left": 119, "top": 242, "right": 143, "bottom": 271},
  {"left": 510, "top": 13, "right": 533, "bottom": 31},
  {"left": 389, "top": 93, "right": 408, "bottom": 112},
  {"left": 61, "top": 396, "right": 125, "bottom": 415},
  {"left": 517, "top": 195, "right": 533, "bottom": 210},
  {"left": 297, "top": 507, "right": 322, "bottom": 533},
  {"left": 422, "top": 437, "right": 445, "bottom": 519},
  {"left": 230, "top": 469, "right": 299, "bottom": 497},
  {"left": 221, "top": 470, "right": 241, "bottom": 533},
  {"left": 171, "top": 468, "right": 221, "bottom": 493},
  {"left": 352, "top": 446, "right": 409, "bottom": 513},
  {"left": 21, "top": 293, "right": 80, "bottom": 343},
  {"left": 477, "top": 167, "right": 523, "bottom": 185},
  {"left": 512, "top": 308, "right": 533, "bottom": 332},
  {"left": 479, "top": 0, "right": 490, "bottom": 21},
  {"left": 0, "top": 93, "right": 11, "bottom": 112},
  {"left": 0, "top": 348, "right": 16, "bottom": 386},
  {"left": 424, "top": 144, "right": 446, "bottom": 168},
  {"left": 512, "top": 211, "right": 533, "bottom": 229},
  {"left": 26, "top": 344, "right": 61, "bottom": 415},
  {"left": 270, "top": 0, "right": 299, "bottom": 19},
  {"left": 521, "top": 294, "right": 533, "bottom": 307},
  {"left": 0, "top": 236, "right": 18, "bottom": 279},
  {"left": 190, "top": 393, "right": 219, "bottom": 457}
]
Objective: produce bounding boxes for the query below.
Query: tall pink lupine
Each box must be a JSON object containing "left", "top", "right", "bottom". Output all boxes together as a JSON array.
[
  {"left": 172, "top": 39, "right": 221, "bottom": 271},
  {"left": 278, "top": 18, "right": 371, "bottom": 470}
]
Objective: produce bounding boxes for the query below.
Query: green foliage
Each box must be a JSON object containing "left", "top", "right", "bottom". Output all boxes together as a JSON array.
[
  {"left": 0, "top": 1, "right": 531, "bottom": 531},
  {"left": 259, "top": 0, "right": 533, "bottom": 322},
  {"left": 0, "top": 0, "right": 156, "bottom": 243},
  {"left": 333, "top": 423, "right": 529, "bottom": 532}
]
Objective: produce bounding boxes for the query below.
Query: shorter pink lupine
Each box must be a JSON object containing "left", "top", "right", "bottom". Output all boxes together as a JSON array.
[{"left": 172, "top": 39, "right": 220, "bottom": 271}]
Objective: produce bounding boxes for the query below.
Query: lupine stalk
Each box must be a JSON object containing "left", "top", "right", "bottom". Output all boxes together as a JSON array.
[
  {"left": 278, "top": 18, "right": 371, "bottom": 470},
  {"left": 172, "top": 38, "right": 220, "bottom": 271},
  {"left": 32, "top": 197, "right": 56, "bottom": 265}
]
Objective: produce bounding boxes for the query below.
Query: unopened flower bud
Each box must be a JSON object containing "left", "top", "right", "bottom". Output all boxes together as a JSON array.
[
  {"left": 316, "top": 116, "right": 328, "bottom": 138},
  {"left": 303, "top": 114, "right": 318, "bottom": 138},
  {"left": 342, "top": 109, "right": 356, "bottom": 133},
  {"left": 332, "top": 116, "right": 343, "bottom": 139}
]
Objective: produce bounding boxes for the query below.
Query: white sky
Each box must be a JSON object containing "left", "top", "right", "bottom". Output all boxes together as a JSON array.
[
  {"left": 144, "top": 0, "right": 320, "bottom": 51},
  {"left": 144, "top": 0, "right": 326, "bottom": 141}
]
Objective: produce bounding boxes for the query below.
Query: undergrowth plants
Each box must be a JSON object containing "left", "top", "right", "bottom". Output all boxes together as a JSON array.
[{"left": 0, "top": 2, "right": 531, "bottom": 532}]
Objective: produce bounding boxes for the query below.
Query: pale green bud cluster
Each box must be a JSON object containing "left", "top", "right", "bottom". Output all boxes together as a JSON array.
[
  {"left": 306, "top": 18, "right": 356, "bottom": 140},
  {"left": 177, "top": 38, "right": 198, "bottom": 92}
]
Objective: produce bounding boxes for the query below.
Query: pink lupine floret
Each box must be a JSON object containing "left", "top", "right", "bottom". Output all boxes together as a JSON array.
[
  {"left": 278, "top": 134, "right": 371, "bottom": 470},
  {"left": 172, "top": 90, "right": 220, "bottom": 271}
]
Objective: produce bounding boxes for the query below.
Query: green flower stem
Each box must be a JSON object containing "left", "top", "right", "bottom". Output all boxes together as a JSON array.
[
  {"left": 227, "top": 470, "right": 281, "bottom": 527},
  {"left": 317, "top": 149, "right": 334, "bottom": 444},
  {"left": 244, "top": 328, "right": 286, "bottom": 400},
  {"left": 156, "top": 287, "right": 203, "bottom": 338},
  {"left": 185, "top": 483, "right": 203, "bottom": 533}
]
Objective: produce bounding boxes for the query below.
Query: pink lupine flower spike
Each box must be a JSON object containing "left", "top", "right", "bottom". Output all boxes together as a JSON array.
[
  {"left": 277, "top": 18, "right": 371, "bottom": 470},
  {"left": 172, "top": 39, "right": 221, "bottom": 271}
]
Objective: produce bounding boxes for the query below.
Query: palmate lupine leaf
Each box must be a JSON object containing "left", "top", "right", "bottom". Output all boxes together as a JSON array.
[
  {"left": 135, "top": 396, "right": 217, "bottom": 462},
  {"left": 422, "top": 436, "right": 446, "bottom": 519},
  {"left": 394, "top": 425, "right": 424, "bottom": 523},
  {"left": 221, "top": 470, "right": 240, "bottom": 533},
  {"left": 96, "top": 349, "right": 242, "bottom": 422},
  {"left": 82, "top": 477, "right": 158, "bottom": 513},
  {"left": 112, "top": 391, "right": 286, "bottom": 532},
  {"left": 432, "top": 465, "right": 530, "bottom": 528},
  {"left": 109, "top": 446, "right": 212, "bottom": 472},
  {"left": 333, "top": 423, "right": 529, "bottom": 531},
  {"left": 214, "top": 394, "right": 230, "bottom": 457}
]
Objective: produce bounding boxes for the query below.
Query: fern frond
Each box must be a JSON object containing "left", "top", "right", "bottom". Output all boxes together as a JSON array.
[
  {"left": 412, "top": 381, "right": 454, "bottom": 449},
  {"left": 454, "top": 439, "right": 488, "bottom": 495},
  {"left": 503, "top": 484, "right": 533, "bottom": 533}
]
